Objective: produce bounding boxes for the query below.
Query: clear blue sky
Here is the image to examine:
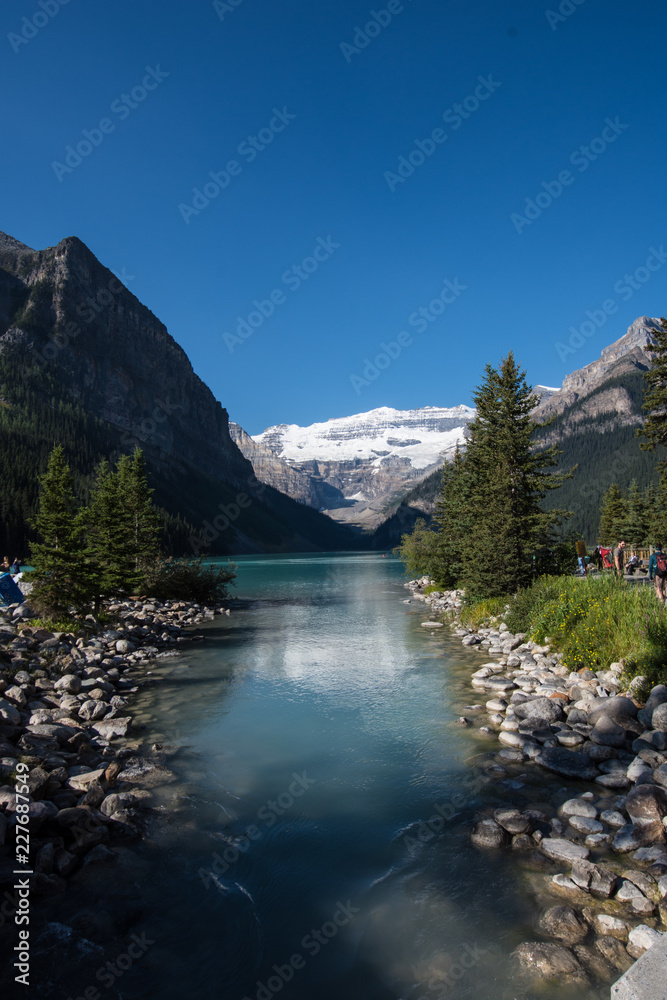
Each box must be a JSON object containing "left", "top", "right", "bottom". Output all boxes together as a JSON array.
[{"left": 2, "top": 0, "right": 666, "bottom": 433}]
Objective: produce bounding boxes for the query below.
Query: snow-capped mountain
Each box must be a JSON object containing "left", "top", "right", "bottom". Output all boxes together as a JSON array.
[
  {"left": 254, "top": 405, "right": 473, "bottom": 477},
  {"left": 233, "top": 406, "right": 474, "bottom": 529}
]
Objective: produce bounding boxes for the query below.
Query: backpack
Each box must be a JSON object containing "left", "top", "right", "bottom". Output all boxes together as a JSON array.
[{"left": 656, "top": 552, "right": 667, "bottom": 576}]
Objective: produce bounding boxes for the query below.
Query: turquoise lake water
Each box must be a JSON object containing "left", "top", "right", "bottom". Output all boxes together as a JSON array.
[{"left": 32, "top": 553, "right": 607, "bottom": 1000}]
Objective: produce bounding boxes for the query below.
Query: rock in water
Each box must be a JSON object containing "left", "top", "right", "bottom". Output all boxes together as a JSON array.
[
  {"left": 540, "top": 838, "right": 590, "bottom": 863},
  {"left": 512, "top": 942, "right": 587, "bottom": 982},
  {"left": 535, "top": 747, "right": 598, "bottom": 780},
  {"left": 625, "top": 783, "right": 667, "bottom": 827},
  {"left": 471, "top": 818, "right": 507, "bottom": 848},
  {"left": 538, "top": 905, "right": 587, "bottom": 945}
]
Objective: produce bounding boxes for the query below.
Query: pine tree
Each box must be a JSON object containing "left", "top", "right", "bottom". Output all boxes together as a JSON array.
[
  {"left": 625, "top": 479, "right": 648, "bottom": 545},
  {"left": 643, "top": 482, "right": 662, "bottom": 544},
  {"left": 29, "top": 446, "right": 86, "bottom": 616},
  {"left": 640, "top": 316, "right": 667, "bottom": 461},
  {"left": 462, "top": 353, "right": 571, "bottom": 597},
  {"left": 431, "top": 446, "right": 472, "bottom": 587},
  {"left": 82, "top": 449, "right": 162, "bottom": 605},
  {"left": 598, "top": 483, "right": 628, "bottom": 545},
  {"left": 118, "top": 449, "right": 161, "bottom": 579},
  {"left": 81, "top": 459, "right": 129, "bottom": 605}
]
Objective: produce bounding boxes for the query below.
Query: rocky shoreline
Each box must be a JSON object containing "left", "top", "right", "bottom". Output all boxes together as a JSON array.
[
  {"left": 0, "top": 591, "right": 229, "bottom": 926},
  {"left": 406, "top": 577, "right": 667, "bottom": 991}
]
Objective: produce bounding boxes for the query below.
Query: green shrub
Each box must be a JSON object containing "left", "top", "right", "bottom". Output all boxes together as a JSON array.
[
  {"left": 459, "top": 595, "right": 508, "bottom": 631},
  {"left": 145, "top": 557, "right": 236, "bottom": 604},
  {"left": 503, "top": 575, "right": 667, "bottom": 682}
]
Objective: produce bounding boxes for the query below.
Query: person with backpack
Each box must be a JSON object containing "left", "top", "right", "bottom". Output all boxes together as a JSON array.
[{"left": 649, "top": 544, "right": 667, "bottom": 603}]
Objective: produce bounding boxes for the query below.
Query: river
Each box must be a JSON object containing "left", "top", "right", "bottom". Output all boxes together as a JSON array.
[{"left": 33, "top": 553, "right": 607, "bottom": 1000}]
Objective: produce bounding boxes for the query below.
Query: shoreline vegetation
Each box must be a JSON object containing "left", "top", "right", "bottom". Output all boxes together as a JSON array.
[
  {"left": 0, "top": 441, "right": 239, "bottom": 963},
  {"left": 406, "top": 575, "right": 667, "bottom": 988},
  {"left": 394, "top": 340, "right": 667, "bottom": 987}
]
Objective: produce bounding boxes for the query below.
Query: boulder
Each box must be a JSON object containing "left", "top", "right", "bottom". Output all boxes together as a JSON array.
[
  {"left": 569, "top": 815, "right": 604, "bottom": 835},
  {"left": 593, "top": 914, "right": 629, "bottom": 940},
  {"left": 559, "top": 798, "right": 597, "bottom": 820},
  {"left": 587, "top": 696, "right": 638, "bottom": 725},
  {"left": 513, "top": 697, "right": 564, "bottom": 724},
  {"left": 538, "top": 905, "right": 587, "bottom": 945},
  {"left": 91, "top": 717, "right": 131, "bottom": 740},
  {"left": 626, "top": 924, "right": 664, "bottom": 959},
  {"left": 653, "top": 763, "right": 667, "bottom": 789},
  {"left": 653, "top": 703, "right": 667, "bottom": 732},
  {"left": 471, "top": 818, "right": 507, "bottom": 848},
  {"left": 540, "top": 838, "right": 590, "bottom": 863},
  {"left": 535, "top": 747, "right": 598, "bottom": 781},
  {"left": 0, "top": 699, "right": 20, "bottom": 725},
  {"left": 494, "top": 808, "right": 530, "bottom": 834},
  {"left": 54, "top": 674, "right": 81, "bottom": 694},
  {"left": 590, "top": 716, "right": 627, "bottom": 748},
  {"left": 645, "top": 684, "right": 667, "bottom": 714},
  {"left": 512, "top": 942, "right": 587, "bottom": 982},
  {"left": 625, "top": 783, "right": 667, "bottom": 827},
  {"left": 595, "top": 936, "right": 633, "bottom": 972},
  {"left": 571, "top": 858, "right": 617, "bottom": 898},
  {"left": 613, "top": 822, "right": 665, "bottom": 852}
]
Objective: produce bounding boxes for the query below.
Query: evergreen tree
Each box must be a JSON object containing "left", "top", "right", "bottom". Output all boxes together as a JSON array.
[
  {"left": 643, "top": 482, "right": 662, "bottom": 544},
  {"left": 82, "top": 449, "right": 162, "bottom": 603},
  {"left": 81, "top": 459, "right": 130, "bottom": 605},
  {"left": 640, "top": 316, "right": 667, "bottom": 461},
  {"left": 29, "top": 446, "right": 86, "bottom": 616},
  {"left": 431, "top": 446, "right": 472, "bottom": 587},
  {"left": 625, "top": 479, "right": 648, "bottom": 545},
  {"left": 598, "top": 483, "right": 627, "bottom": 545},
  {"left": 117, "top": 449, "right": 161, "bottom": 580},
  {"left": 461, "top": 353, "right": 571, "bottom": 597}
]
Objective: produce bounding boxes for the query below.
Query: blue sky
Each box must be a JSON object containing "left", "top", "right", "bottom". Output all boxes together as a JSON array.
[{"left": 2, "top": 0, "right": 666, "bottom": 433}]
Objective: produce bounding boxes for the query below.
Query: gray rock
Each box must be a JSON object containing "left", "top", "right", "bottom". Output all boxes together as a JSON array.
[
  {"left": 590, "top": 715, "right": 627, "bottom": 747},
  {"left": 539, "top": 905, "right": 587, "bottom": 945},
  {"left": 626, "top": 923, "right": 664, "bottom": 959},
  {"left": 471, "top": 818, "right": 507, "bottom": 848},
  {"left": 513, "top": 697, "right": 564, "bottom": 724},
  {"left": 115, "top": 639, "right": 136, "bottom": 654},
  {"left": 595, "top": 935, "right": 633, "bottom": 972},
  {"left": 600, "top": 809, "right": 627, "bottom": 828},
  {"left": 587, "top": 696, "right": 638, "bottom": 725},
  {"left": 613, "top": 822, "right": 665, "bottom": 852},
  {"left": 494, "top": 808, "right": 530, "bottom": 834},
  {"left": 653, "top": 763, "right": 667, "bottom": 789},
  {"left": 593, "top": 913, "right": 629, "bottom": 940},
  {"left": 653, "top": 703, "right": 667, "bottom": 732},
  {"left": 560, "top": 798, "right": 597, "bottom": 819},
  {"left": 3, "top": 685, "right": 27, "bottom": 707},
  {"left": 535, "top": 747, "right": 598, "bottom": 781},
  {"left": 569, "top": 815, "right": 604, "bottom": 835},
  {"left": 645, "top": 684, "right": 667, "bottom": 714},
  {"left": 625, "top": 783, "right": 667, "bottom": 827},
  {"left": 512, "top": 941, "right": 587, "bottom": 981},
  {"left": 54, "top": 674, "right": 81, "bottom": 694},
  {"left": 571, "top": 858, "right": 618, "bottom": 897},
  {"left": 541, "top": 838, "right": 590, "bottom": 863},
  {"left": 91, "top": 717, "right": 131, "bottom": 739},
  {"left": 0, "top": 699, "right": 20, "bottom": 725},
  {"left": 595, "top": 772, "right": 632, "bottom": 790}
]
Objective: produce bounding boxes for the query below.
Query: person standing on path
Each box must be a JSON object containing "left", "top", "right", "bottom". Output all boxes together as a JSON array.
[
  {"left": 613, "top": 540, "right": 626, "bottom": 578},
  {"left": 649, "top": 544, "right": 667, "bottom": 604}
]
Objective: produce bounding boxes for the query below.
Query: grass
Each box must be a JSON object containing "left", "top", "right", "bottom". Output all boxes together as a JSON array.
[
  {"left": 25, "top": 616, "right": 83, "bottom": 634},
  {"left": 501, "top": 575, "right": 667, "bottom": 683},
  {"left": 459, "top": 595, "right": 509, "bottom": 631}
]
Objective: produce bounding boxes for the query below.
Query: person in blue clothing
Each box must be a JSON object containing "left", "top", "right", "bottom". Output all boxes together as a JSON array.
[
  {"left": 649, "top": 544, "right": 667, "bottom": 604},
  {"left": 10, "top": 558, "right": 20, "bottom": 575}
]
